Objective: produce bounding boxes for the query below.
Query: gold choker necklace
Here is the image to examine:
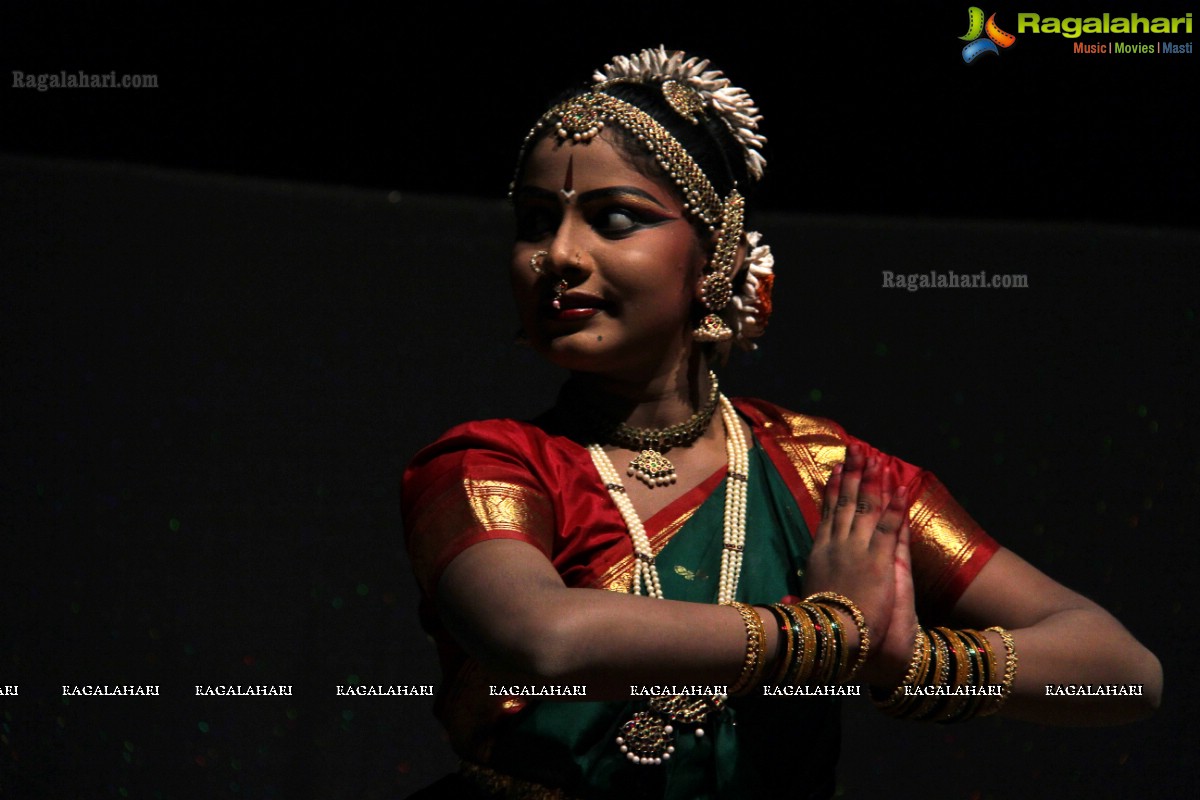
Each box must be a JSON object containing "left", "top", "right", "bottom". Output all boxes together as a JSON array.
[{"left": 570, "top": 372, "right": 719, "bottom": 488}]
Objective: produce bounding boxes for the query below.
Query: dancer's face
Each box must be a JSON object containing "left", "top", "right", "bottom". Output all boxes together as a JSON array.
[{"left": 510, "top": 130, "right": 709, "bottom": 378}]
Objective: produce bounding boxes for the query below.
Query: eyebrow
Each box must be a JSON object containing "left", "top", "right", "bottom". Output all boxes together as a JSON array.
[
  {"left": 513, "top": 184, "right": 672, "bottom": 211},
  {"left": 578, "top": 186, "right": 671, "bottom": 210}
]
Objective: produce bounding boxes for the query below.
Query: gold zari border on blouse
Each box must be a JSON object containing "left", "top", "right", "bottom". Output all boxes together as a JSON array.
[
  {"left": 409, "top": 479, "right": 552, "bottom": 595},
  {"left": 463, "top": 478, "right": 551, "bottom": 534},
  {"left": 774, "top": 410, "right": 847, "bottom": 507},
  {"left": 907, "top": 479, "right": 983, "bottom": 601}
]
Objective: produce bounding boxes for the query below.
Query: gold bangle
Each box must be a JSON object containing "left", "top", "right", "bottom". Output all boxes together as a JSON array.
[
  {"left": 937, "top": 629, "right": 979, "bottom": 723},
  {"left": 969, "top": 626, "right": 1002, "bottom": 716},
  {"left": 763, "top": 604, "right": 795, "bottom": 688},
  {"left": 971, "top": 627, "right": 1000, "bottom": 685},
  {"left": 935, "top": 626, "right": 970, "bottom": 693},
  {"left": 912, "top": 627, "right": 952, "bottom": 721},
  {"left": 790, "top": 603, "right": 826, "bottom": 685},
  {"left": 818, "top": 604, "right": 846, "bottom": 684},
  {"left": 983, "top": 626, "right": 1018, "bottom": 715},
  {"left": 873, "top": 627, "right": 929, "bottom": 713},
  {"left": 723, "top": 602, "right": 767, "bottom": 696},
  {"left": 902, "top": 628, "right": 934, "bottom": 716},
  {"left": 779, "top": 603, "right": 814, "bottom": 685},
  {"left": 954, "top": 629, "right": 981, "bottom": 687},
  {"left": 877, "top": 626, "right": 1011, "bottom": 723},
  {"left": 948, "top": 628, "right": 991, "bottom": 722},
  {"left": 930, "top": 626, "right": 951, "bottom": 687},
  {"left": 894, "top": 628, "right": 935, "bottom": 718},
  {"left": 806, "top": 592, "right": 871, "bottom": 682},
  {"left": 938, "top": 627, "right": 974, "bottom": 721},
  {"left": 799, "top": 602, "right": 839, "bottom": 685}
]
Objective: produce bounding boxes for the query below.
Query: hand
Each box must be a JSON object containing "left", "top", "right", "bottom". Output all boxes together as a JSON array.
[
  {"left": 862, "top": 513, "right": 919, "bottom": 688},
  {"left": 802, "top": 444, "right": 917, "bottom": 685}
]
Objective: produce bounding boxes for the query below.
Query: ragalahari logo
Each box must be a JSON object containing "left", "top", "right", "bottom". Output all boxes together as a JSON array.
[{"left": 960, "top": 7, "right": 1017, "bottom": 62}]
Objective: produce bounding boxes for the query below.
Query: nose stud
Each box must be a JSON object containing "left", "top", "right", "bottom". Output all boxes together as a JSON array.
[{"left": 529, "top": 250, "right": 549, "bottom": 275}]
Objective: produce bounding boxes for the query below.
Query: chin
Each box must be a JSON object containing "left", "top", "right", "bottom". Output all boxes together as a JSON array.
[
  {"left": 535, "top": 331, "right": 690, "bottom": 380},
  {"left": 534, "top": 334, "right": 618, "bottom": 374}
]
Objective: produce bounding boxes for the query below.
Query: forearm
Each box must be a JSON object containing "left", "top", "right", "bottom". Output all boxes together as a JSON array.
[
  {"left": 985, "top": 607, "right": 1162, "bottom": 725},
  {"left": 436, "top": 540, "right": 785, "bottom": 699},
  {"left": 937, "top": 547, "right": 1161, "bottom": 726},
  {"left": 531, "top": 588, "right": 777, "bottom": 697}
]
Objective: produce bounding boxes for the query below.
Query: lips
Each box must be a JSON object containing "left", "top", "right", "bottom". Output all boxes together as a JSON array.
[
  {"left": 542, "top": 291, "right": 610, "bottom": 321},
  {"left": 556, "top": 291, "right": 606, "bottom": 310}
]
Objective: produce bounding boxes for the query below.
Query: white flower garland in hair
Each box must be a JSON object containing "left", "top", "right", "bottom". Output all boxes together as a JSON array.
[
  {"left": 730, "top": 231, "right": 775, "bottom": 351},
  {"left": 593, "top": 45, "right": 767, "bottom": 181}
]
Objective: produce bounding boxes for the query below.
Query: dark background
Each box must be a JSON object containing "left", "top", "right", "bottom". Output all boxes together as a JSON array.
[
  {"left": 1, "top": 1, "right": 1196, "bottom": 227},
  {"left": 1, "top": 2, "right": 1197, "bottom": 798}
]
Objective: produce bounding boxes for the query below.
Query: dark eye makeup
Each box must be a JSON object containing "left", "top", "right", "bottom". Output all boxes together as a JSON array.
[
  {"left": 588, "top": 205, "right": 674, "bottom": 238},
  {"left": 512, "top": 186, "right": 677, "bottom": 242}
]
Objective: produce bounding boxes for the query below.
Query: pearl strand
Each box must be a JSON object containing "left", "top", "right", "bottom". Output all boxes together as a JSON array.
[
  {"left": 589, "top": 441, "right": 665, "bottom": 598},
  {"left": 587, "top": 396, "right": 749, "bottom": 603},
  {"left": 716, "top": 396, "right": 749, "bottom": 605}
]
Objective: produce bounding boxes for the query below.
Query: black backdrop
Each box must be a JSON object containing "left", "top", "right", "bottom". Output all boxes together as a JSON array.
[{"left": 1, "top": 3, "right": 1197, "bottom": 799}]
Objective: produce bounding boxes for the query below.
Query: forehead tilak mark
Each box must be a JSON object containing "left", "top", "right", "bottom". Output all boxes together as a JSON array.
[{"left": 560, "top": 154, "right": 575, "bottom": 200}]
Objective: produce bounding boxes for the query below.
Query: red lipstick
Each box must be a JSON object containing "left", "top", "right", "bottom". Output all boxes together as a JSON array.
[{"left": 544, "top": 291, "right": 607, "bottom": 321}]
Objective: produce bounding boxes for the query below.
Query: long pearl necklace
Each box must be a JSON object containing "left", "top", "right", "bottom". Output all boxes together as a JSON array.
[
  {"left": 587, "top": 395, "right": 750, "bottom": 765},
  {"left": 587, "top": 395, "right": 750, "bottom": 605}
]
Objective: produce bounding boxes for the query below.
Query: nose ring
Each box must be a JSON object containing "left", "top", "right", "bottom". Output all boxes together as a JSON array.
[
  {"left": 529, "top": 250, "right": 549, "bottom": 276},
  {"left": 551, "top": 279, "right": 569, "bottom": 309}
]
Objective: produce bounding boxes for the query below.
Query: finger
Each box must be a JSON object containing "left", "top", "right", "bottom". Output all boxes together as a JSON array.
[
  {"left": 814, "top": 463, "right": 842, "bottom": 545},
  {"left": 894, "top": 512, "right": 913, "bottom": 574},
  {"left": 832, "top": 444, "right": 865, "bottom": 539},
  {"left": 892, "top": 517, "right": 917, "bottom": 627},
  {"left": 879, "top": 464, "right": 895, "bottom": 510},
  {"left": 868, "top": 483, "right": 908, "bottom": 554},
  {"left": 849, "top": 455, "right": 887, "bottom": 545}
]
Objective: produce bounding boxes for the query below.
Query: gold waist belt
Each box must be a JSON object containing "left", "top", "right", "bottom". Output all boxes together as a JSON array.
[{"left": 459, "top": 760, "right": 580, "bottom": 800}]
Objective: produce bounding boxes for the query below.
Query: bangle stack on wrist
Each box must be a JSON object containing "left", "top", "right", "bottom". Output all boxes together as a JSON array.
[
  {"left": 725, "top": 600, "right": 1019, "bottom": 723},
  {"left": 724, "top": 592, "right": 871, "bottom": 694},
  {"left": 806, "top": 592, "right": 871, "bottom": 681},
  {"left": 871, "top": 625, "right": 1018, "bottom": 722}
]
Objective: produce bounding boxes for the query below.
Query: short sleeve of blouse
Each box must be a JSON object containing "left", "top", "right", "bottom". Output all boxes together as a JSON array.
[
  {"left": 401, "top": 420, "right": 556, "bottom": 598},
  {"left": 902, "top": 472, "right": 998, "bottom": 619},
  {"left": 735, "top": 398, "right": 999, "bottom": 619}
]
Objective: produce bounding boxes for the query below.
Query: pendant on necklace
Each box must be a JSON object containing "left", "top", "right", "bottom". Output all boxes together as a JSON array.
[
  {"left": 616, "top": 710, "right": 674, "bottom": 764},
  {"left": 628, "top": 448, "right": 676, "bottom": 488},
  {"left": 616, "top": 694, "right": 724, "bottom": 765}
]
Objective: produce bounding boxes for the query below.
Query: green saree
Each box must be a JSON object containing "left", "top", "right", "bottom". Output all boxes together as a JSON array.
[{"left": 483, "top": 441, "right": 839, "bottom": 799}]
